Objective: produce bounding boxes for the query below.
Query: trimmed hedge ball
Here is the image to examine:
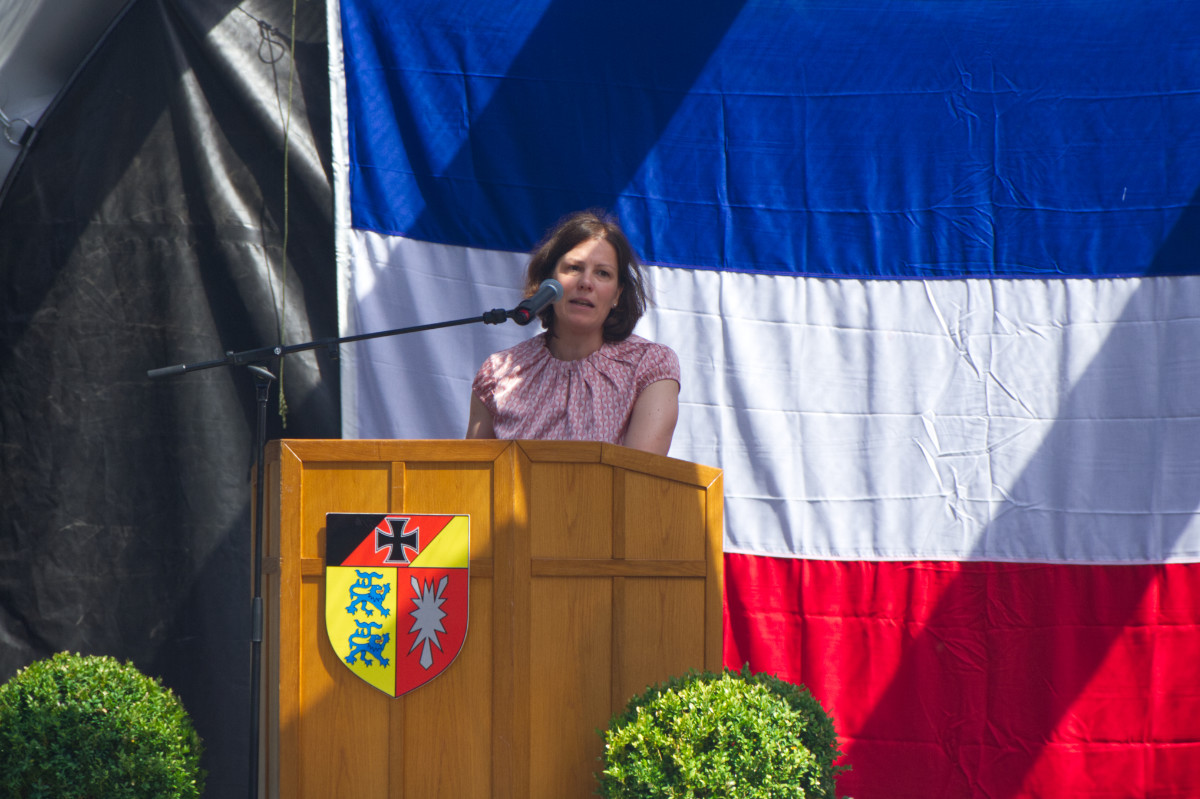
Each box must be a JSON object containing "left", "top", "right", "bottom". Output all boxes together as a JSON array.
[
  {"left": 0, "top": 652, "right": 205, "bottom": 799},
  {"left": 598, "top": 667, "right": 845, "bottom": 798}
]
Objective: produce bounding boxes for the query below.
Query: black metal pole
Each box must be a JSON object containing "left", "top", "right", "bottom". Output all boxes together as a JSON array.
[{"left": 246, "top": 364, "right": 273, "bottom": 799}]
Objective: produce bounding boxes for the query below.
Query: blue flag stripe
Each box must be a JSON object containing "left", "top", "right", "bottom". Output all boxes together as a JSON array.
[{"left": 342, "top": 0, "right": 1200, "bottom": 278}]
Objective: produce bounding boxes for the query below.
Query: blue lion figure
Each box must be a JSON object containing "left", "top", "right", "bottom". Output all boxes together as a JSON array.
[
  {"left": 346, "top": 569, "right": 391, "bottom": 617},
  {"left": 345, "top": 621, "right": 390, "bottom": 667}
]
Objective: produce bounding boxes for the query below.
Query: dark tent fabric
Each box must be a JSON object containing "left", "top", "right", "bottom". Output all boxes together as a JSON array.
[{"left": 0, "top": 0, "right": 337, "bottom": 794}]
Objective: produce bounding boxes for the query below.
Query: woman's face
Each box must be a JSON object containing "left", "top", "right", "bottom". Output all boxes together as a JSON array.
[{"left": 551, "top": 237, "right": 623, "bottom": 336}]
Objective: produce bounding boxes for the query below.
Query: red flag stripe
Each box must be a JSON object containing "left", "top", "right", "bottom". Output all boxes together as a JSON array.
[{"left": 723, "top": 553, "right": 1200, "bottom": 798}]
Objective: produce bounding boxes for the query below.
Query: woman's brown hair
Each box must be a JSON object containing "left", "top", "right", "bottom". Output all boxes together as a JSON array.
[{"left": 523, "top": 209, "right": 649, "bottom": 341}]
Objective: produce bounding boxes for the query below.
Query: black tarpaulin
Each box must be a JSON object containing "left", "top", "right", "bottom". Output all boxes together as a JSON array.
[{"left": 0, "top": 1, "right": 337, "bottom": 794}]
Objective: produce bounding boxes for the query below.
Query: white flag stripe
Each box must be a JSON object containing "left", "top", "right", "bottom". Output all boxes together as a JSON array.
[{"left": 344, "top": 231, "right": 1200, "bottom": 565}]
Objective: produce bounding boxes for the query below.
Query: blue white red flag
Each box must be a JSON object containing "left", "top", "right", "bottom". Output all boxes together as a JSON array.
[{"left": 330, "top": 2, "right": 1200, "bottom": 795}]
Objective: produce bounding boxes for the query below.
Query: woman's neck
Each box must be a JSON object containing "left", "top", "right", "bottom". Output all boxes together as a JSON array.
[{"left": 547, "top": 329, "right": 604, "bottom": 362}]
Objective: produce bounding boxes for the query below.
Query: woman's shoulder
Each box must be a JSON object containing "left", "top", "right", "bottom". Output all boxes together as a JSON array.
[
  {"left": 487, "top": 333, "right": 550, "bottom": 366},
  {"left": 476, "top": 334, "right": 550, "bottom": 389},
  {"left": 609, "top": 334, "right": 676, "bottom": 357},
  {"left": 622, "top": 335, "right": 678, "bottom": 367},
  {"left": 602, "top": 335, "right": 680, "bottom": 383}
]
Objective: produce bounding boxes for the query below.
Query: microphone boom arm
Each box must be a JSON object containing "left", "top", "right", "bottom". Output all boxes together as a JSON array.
[{"left": 147, "top": 306, "right": 516, "bottom": 379}]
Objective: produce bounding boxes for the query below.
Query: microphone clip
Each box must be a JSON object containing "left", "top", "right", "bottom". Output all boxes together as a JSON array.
[{"left": 510, "top": 279, "right": 564, "bottom": 326}]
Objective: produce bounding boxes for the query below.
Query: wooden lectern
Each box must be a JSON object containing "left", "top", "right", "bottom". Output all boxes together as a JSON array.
[{"left": 260, "top": 439, "right": 723, "bottom": 798}]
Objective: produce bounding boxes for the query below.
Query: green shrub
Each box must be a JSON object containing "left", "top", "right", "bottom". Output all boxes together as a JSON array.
[
  {"left": 597, "top": 666, "right": 846, "bottom": 798},
  {"left": 0, "top": 652, "right": 205, "bottom": 799}
]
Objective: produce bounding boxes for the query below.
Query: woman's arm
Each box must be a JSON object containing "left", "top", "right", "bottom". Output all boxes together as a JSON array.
[
  {"left": 465, "top": 393, "right": 496, "bottom": 439},
  {"left": 623, "top": 379, "right": 679, "bottom": 456}
]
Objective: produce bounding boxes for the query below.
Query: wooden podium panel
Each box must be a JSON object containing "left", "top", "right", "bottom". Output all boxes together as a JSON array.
[{"left": 261, "top": 439, "right": 723, "bottom": 799}]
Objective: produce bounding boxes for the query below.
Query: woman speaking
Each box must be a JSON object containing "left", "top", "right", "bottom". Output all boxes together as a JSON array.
[{"left": 466, "top": 210, "right": 680, "bottom": 456}]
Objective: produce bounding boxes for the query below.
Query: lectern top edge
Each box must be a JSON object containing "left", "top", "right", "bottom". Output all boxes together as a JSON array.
[{"left": 270, "top": 439, "right": 722, "bottom": 488}]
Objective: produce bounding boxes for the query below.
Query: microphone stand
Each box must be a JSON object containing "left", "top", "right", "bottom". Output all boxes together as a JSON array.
[{"left": 148, "top": 302, "right": 532, "bottom": 799}]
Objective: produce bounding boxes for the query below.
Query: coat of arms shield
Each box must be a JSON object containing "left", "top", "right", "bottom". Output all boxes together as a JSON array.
[{"left": 324, "top": 513, "right": 469, "bottom": 697}]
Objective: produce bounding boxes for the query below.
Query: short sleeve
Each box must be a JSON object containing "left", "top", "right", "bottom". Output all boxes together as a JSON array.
[
  {"left": 634, "top": 343, "right": 681, "bottom": 396},
  {"left": 472, "top": 357, "right": 499, "bottom": 415}
]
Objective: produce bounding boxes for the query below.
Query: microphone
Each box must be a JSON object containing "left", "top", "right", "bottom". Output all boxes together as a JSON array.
[{"left": 511, "top": 279, "right": 563, "bottom": 325}]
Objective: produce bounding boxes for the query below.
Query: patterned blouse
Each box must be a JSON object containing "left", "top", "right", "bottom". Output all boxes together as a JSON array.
[{"left": 472, "top": 333, "right": 680, "bottom": 444}]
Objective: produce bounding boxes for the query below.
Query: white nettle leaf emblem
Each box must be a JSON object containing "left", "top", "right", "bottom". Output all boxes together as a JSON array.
[{"left": 409, "top": 575, "right": 448, "bottom": 669}]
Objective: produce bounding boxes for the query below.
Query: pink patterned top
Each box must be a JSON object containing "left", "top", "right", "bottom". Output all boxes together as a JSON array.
[{"left": 472, "top": 333, "right": 680, "bottom": 444}]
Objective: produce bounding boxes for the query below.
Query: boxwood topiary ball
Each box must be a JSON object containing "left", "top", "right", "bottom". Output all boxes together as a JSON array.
[
  {"left": 598, "top": 667, "right": 845, "bottom": 798},
  {"left": 0, "top": 652, "right": 205, "bottom": 799}
]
